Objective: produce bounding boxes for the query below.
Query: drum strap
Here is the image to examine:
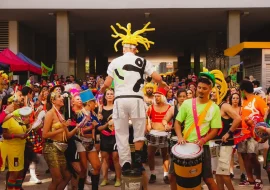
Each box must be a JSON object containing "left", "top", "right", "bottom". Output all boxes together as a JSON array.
[{"left": 183, "top": 99, "right": 212, "bottom": 140}]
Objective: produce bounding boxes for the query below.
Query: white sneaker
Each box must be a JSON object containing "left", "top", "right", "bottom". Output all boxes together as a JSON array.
[
  {"left": 29, "top": 176, "right": 42, "bottom": 184},
  {"left": 85, "top": 175, "right": 92, "bottom": 185}
]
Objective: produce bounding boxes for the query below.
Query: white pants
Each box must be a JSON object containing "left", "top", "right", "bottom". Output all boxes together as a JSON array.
[
  {"left": 215, "top": 146, "right": 233, "bottom": 175},
  {"left": 113, "top": 98, "right": 146, "bottom": 167}
]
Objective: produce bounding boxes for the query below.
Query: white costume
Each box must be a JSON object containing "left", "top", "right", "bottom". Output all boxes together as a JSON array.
[
  {"left": 108, "top": 52, "right": 154, "bottom": 166},
  {"left": 108, "top": 22, "right": 155, "bottom": 167}
]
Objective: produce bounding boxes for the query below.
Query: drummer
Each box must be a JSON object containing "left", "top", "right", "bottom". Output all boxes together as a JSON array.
[
  {"left": 209, "top": 70, "right": 241, "bottom": 190},
  {"left": 143, "top": 82, "right": 156, "bottom": 108},
  {"left": 174, "top": 72, "right": 222, "bottom": 190},
  {"left": 162, "top": 88, "right": 187, "bottom": 190},
  {"left": 146, "top": 87, "right": 171, "bottom": 184}
]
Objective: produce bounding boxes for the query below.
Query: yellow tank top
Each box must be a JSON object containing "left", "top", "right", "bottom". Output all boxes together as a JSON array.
[{"left": 51, "top": 122, "right": 67, "bottom": 142}]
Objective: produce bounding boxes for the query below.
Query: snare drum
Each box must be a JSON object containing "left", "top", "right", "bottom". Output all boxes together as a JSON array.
[
  {"left": 171, "top": 143, "right": 203, "bottom": 190},
  {"left": 147, "top": 130, "right": 168, "bottom": 146},
  {"left": 209, "top": 141, "right": 220, "bottom": 158},
  {"left": 169, "top": 136, "right": 178, "bottom": 154},
  {"left": 254, "top": 122, "right": 270, "bottom": 143}
]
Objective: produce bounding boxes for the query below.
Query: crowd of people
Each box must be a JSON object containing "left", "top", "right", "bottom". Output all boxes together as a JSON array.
[
  {"left": 0, "top": 68, "right": 269, "bottom": 190},
  {"left": 1, "top": 20, "right": 270, "bottom": 190}
]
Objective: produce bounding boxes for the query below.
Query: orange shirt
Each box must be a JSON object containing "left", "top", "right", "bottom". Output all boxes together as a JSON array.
[{"left": 242, "top": 95, "right": 267, "bottom": 136}]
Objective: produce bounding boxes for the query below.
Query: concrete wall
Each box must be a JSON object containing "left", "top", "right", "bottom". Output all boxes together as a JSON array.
[
  {"left": 18, "top": 23, "right": 56, "bottom": 68},
  {"left": 2, "top": 0, "right": 270, "bottom": 9},
  {"left": 18, "top": 23, "right": 34, "bottom": 58}
]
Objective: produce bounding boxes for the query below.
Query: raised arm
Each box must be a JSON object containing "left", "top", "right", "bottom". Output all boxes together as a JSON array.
[{"left": 100, "top": 76, "right": 113, "bottom": 94}]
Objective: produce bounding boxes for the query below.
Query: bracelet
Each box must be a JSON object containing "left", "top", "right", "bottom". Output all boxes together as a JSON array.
[
  {"left": 11, "top": 134, "right": 14, "bottom": 139},
  {"left": 227, "top": 130, "right": 234, "bottom": 136},
  {"left": 200, "top": 138, "right": 206, "bottom": 144}
]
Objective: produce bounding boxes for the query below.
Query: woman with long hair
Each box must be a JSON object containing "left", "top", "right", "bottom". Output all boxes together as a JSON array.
[
  {"left": 229, "top": 92, "right": 246, "bottom": 182},
  {"left": 98, "top": 88, "right": 121, "bottom": 187},
  {"left": 43, "top": 92, "right": 78, "bottom": 190},
  {"left": 162, "top": 89, "right": 187, "bottom": 190}
]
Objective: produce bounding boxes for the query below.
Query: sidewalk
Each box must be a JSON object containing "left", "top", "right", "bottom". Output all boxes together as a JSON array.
[{"left": 0, "top": 155, "right": 269, "bottom": 190}]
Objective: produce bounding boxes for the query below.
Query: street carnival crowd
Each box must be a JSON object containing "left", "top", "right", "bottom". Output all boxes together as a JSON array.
[{"left": 1, "top": 22, "right": 270, "bottom": 190}]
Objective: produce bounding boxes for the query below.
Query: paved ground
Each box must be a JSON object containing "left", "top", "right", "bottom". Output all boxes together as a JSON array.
[{"left": 1, "top": 154, "right": 270, "bottom": 190}]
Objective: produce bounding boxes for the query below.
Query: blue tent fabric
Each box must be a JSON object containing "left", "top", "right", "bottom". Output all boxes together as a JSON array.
[{"left": 17, "top": 52, "right": 41, "bottom": 68}]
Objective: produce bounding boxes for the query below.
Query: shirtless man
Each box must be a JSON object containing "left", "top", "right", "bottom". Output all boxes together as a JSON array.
[
  {"left": 144, "top": 83, "right": 155, "bottom": 107},
  {"left": 146, "top": 87, "right": 171, "bottom": 184}
]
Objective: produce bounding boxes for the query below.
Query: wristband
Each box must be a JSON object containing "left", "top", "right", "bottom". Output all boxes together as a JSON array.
[
  {"left": 11, "top": 134, "right": 14, "bottom": 139},
  {"left": 227, "top": 130, "right": 234, "bottom": 136},
  {"left": 200, "top": 138, "right": 206, "bottom": 145}
]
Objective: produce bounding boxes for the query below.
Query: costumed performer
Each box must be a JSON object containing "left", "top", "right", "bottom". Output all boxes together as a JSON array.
[
  {"left": 143, "top": 82, "right": 156, "bottom": 108},
  {"left": 100, "top": 22, "right": 168, "bottom": 175},
  {"left": 1, "top": 107, "right": 32, "bottom": 190},
  {"left": 78, "top": 89, "right": 101, "bottom": 190},
  {"left": 42, "top": 91, "right": 79, "bottom": 190}
]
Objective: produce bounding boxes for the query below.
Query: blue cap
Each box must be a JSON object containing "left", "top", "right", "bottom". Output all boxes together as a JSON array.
[{"left": 80, "top": 89, "right": 96, "bottom": 103}]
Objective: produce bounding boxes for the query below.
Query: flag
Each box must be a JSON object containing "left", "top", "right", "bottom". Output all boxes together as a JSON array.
[
  {"left": 228, "top": 64, "right": 240, "bottom": 82},
  {"left": 8, "top": 72, "right": 13, "bottom": 84},
  {"left": 41, "top": 62, "right": 53, "bottom": 76}
]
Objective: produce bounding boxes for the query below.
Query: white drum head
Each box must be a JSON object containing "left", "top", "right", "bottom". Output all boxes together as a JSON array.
[
  {"left": 172, "top": 143, "right": 203, "bottom": 159},
  {"left": 19, "top": 107, "right": 32, "bottom": 116}
]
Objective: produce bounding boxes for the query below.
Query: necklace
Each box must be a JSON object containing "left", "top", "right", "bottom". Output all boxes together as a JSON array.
[{"left": 53, "top": 104, "right": 65, "bottom": 122}]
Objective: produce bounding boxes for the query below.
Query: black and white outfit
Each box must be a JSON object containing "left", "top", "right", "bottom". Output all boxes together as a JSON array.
[{"left": 107, "top": 52, "right": 154, "bottom": 168}]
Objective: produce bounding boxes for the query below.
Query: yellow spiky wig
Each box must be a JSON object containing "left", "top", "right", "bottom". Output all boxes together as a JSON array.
[
  {"left": 143, "top": 82, "right": 157, "bottom": 95},
  {"left": 203, "top": 67, "right": 228, "bottom": 105},
  {"left": 0, "top": 71, "right": 9, "bottom": 93},
  {"left": 111, "top": 22, "right": 155, "bottom": 52}
]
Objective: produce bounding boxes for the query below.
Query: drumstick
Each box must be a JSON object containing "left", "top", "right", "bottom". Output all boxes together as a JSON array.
[
  {"left": 26, "top": 125, "right": 33, "bottom": 134},
  {"left": 213, "top": 138, "right": 234, "bottom": 142},
  {"left": 234, "top": 128, "right": 245, "bottom": 130}
]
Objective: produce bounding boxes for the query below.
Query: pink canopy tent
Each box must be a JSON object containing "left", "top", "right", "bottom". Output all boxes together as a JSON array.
[
  {"left": 0, "top": 54, "right": 26, "bottom": 70},
  {"left": 0, "top": 49, "right": 41, "bottom": 74}
]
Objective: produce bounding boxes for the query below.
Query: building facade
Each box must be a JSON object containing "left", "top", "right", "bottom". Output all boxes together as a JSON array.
[{"left": 1, "top": 0, "right": 270, "bottom": 88}]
